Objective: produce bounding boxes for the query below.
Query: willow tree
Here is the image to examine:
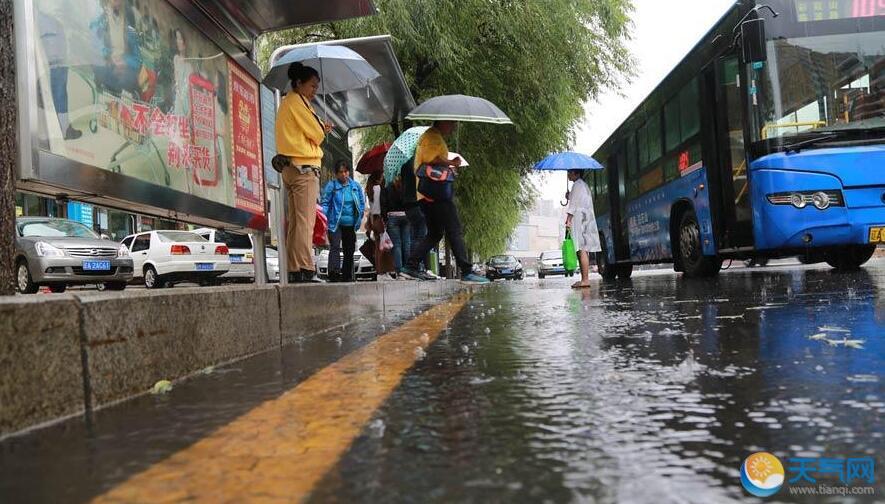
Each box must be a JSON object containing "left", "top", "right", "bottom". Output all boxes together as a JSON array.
[{"left": 258, "top": 0, "right": 633, "bottom": 258}]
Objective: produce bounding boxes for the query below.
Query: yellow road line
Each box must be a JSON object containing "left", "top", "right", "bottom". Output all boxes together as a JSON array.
[{"left": 94, "top": 292, "right": 471, "bottom": 503}]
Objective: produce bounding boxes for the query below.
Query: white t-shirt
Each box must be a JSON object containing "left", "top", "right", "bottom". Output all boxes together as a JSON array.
[
  {"left": 566, "top": 179, "right": 592, "bottom": 216},
  {"left": 370, "top": 185, "right": 382, "bottom": 216}
]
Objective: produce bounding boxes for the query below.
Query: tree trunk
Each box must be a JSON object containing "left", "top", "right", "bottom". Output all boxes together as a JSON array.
[{"left": 0, "top": 0, "right": 17, "bottom": 296}]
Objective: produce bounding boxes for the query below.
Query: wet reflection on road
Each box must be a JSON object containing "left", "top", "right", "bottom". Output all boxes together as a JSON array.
[{"left": 312, "top": 263, "right": 884, "bottom": 503}]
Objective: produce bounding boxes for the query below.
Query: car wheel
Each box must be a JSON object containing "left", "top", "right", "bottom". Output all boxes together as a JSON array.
[
  {"left": 677, "top": 209, "right": 722, "bottom": 278},
  {"left": 617, "top": 264, "right": 634, "bottom": 279},
  {"left": 144, "top": 266, "right": 163, "bottom": 289},
  {"left": 48, "top": 284, "right": 67, "bottom": 293},
  {"left": 16, "top": 260, "right": 39, "bottom": 294},
  {"left": 103, "top": 282, "right": 127, "bottom": 291},
  {"left": 826, "top": 245, "right": 876, "bottom": 272}
]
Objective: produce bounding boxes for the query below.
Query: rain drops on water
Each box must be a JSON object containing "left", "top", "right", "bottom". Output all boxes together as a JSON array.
[
  {"left": 484, "top": 327, "right": 491, "bottom": 335},
  {"left": 414, "top": 347, "right": 427, "bottom": 360},
  {"left": 420, "top": 333, "right": 430, "bottom": 345}
]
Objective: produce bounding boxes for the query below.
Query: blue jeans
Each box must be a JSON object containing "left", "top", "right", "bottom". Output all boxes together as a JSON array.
[
  {"left": 406, "top": 205, "right": 427, "bottom": 269},
  {"left": 386, "top": 214, "right": 411, "bottom": 272},
  {"left": 327, "top": 225, "right": 356, "bottom": 281}
]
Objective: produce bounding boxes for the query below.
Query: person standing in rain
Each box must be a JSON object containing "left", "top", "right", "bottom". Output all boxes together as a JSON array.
[
  {"left": 275, "top": 62, "right": 333, "bottom": 283},
  {"left": 401, "top": 121, "right": 489, "bottom": 284},
  {"left": 321, "top": 160, "right": 364, "bottom": 282},
  {"left": 565, "top": 169, "right": 601, "bottom": 289}
]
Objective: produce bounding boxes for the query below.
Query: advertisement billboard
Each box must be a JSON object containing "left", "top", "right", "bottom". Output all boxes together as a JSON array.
[{"left": 23, "top": 0, "right": 266, "bottom": 229}]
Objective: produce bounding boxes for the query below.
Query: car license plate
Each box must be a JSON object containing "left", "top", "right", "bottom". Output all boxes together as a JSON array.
[
  {"left": 501, "top": 269, "right": 511, "bottom": 274},
  {"left": 869, "top": 226, "right": 885, "bottom": 243},
  {"left": 230, "top": 255, "right": 243, "bottom": 263},
  {"left": 82, "top": 260, "right": 111, "bottom": 271},
  {"left": 196, "top": 263, "right": 214, "bottom": 271}
]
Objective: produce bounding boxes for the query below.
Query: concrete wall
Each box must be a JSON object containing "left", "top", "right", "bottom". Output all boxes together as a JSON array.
[{"left": 0, "top": 282, "right": 465, "bottom": 438}]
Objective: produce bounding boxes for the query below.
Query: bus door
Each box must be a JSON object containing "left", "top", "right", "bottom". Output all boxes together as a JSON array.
[
  {"left": 607, "top": 147, "right": 631, "bottom": 261},
  {"left": 713, "top": 56, "right": 754, "bottom": 248}
]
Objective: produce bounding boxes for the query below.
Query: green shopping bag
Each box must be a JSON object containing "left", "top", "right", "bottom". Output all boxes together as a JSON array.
[{"left": 562, "top": 229, "right": 578, "bottom": 273}]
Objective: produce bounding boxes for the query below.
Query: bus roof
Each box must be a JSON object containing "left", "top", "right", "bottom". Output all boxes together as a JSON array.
[{"left": 591, "top": 0, "right": 750, "bottom": 160}]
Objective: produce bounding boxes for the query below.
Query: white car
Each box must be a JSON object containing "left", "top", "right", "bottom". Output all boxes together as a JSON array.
[
  {"left": 192, "top": 228, "right": 280, "bottom": 282},
  {"left": 121, "top": 230, "right": 231, "bottom": 288}
]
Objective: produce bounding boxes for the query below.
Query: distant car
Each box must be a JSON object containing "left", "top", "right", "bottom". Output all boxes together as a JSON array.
[
  {"left": 524, "top": 267, "right": 537, "bottom": 278},
  {"left": 315, "top": 232, "right": 376, "bottom": 281},
  {"left": 485, "top": 255, "right": 524, "bottom": 281},
  {"left": 14, "top": 217, "right": 134, "bottom": 293},
  {"left": 121, "top": 231, "right": 231, "bottom": 288},
  {"left": 537, "top": 249, "right": 567, "bottom": 279},
  {"left": 192, "top": 228, "right": 279, "bottom": 282}
]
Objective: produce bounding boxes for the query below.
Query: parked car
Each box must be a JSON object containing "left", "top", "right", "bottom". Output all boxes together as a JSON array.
[
  {"left": 265, "top": 247, "right": 281, "bottom": 282},
  {"left": 14, "top": 217, "right": 134, "bottom": 293},
  {"left": 121, "top": 231, "right": 231, "bottom": 288},
  {"left": 315, "top": 232, "right": 376, "bottom": 281},
  {"left": 537, "top": 249, "right": 568, "bottom": 279},
  {"left": 485, "top": 255, "right": 524, "bottom": 281}
]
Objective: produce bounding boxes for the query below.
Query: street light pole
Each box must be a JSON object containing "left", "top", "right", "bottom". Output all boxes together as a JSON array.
[{"left": 0, "top": 0, "right": 17, "bottom": 296}]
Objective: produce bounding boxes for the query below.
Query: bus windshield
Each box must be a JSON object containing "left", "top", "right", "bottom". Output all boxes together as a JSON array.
[{"left": 749, "top": 6, "right": 884, "bottom": 148}]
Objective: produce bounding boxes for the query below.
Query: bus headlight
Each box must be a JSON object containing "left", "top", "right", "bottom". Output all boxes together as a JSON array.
[
  {"left": 767, "top": 190, "right": 843, "bottom": 210},
  {"left": 812, "top": 191, "right": 831, "bottom": 210}
]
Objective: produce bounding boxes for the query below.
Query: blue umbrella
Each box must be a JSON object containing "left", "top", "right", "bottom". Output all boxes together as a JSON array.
[
  {"left": 383, "top": 126, "right": 430, "bottom": 184},
  {"left": 264, "top": 45, "right": 380, "bottom": 95},
  {"left": 533, "top": 151, "right": 603, "bottom": 171}
]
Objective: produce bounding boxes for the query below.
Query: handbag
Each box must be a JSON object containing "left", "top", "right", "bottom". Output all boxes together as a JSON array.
[
  {"left": 562, "top": 229, "right": 578, "bottom": 273},
  {"left": 271, "top": 154, "right": 289, "bottom": 174},
  {"left": 416, "top": 164, "right": 455, "bottom": 202},
  {"left": 313, "top": 205, "right": 328, "bottom": 246},
  {"left": 380, "top": 231, "right": 394, "bottom": 251}
]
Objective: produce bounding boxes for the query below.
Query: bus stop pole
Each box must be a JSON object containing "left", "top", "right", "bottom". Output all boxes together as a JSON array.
[
  {"left": 252, "top": 229, "right": 267, "bottom": 285},
  {"left": 273, "top": 88, "right": 289, "bottom": 286}
]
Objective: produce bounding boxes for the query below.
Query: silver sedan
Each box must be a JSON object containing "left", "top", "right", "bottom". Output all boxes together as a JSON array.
[{"left": 15, "top": 217, "right": 134, "bottom": 293}]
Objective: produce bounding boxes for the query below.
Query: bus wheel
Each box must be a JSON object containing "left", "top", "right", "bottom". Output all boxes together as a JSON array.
[
  {"left": 677, "top": 209, "right": 721, "bottom": 278},
  {"left": 617, "top": 264, "right": 633, "bottom": 279},
  {"left": 826, "top": 245, "right": 876, "bottom": 272},
  {"left": 596, "top": 236, "right": 618, "bottom": 281}
]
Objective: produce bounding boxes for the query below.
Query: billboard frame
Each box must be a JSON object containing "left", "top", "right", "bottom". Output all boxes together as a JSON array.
[{"left": 13, "top": 0, "right": 267, "bottom": 231}]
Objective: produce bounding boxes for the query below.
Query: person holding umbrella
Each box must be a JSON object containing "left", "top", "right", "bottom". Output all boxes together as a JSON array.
[
  {"left": 401, "top": 121, "right": 488, "bottom": 283},
  {"left": 565, "top": 169, "right": 602, "bottom": 289},
  {"left": 275, "top": 62, "right": 333, "bottom": 283},
  {"left": 321, "top": 160, "right": 365, "bottom": 282}
]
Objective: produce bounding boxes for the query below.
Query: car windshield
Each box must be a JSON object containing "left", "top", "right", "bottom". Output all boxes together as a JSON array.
[
  {"left": 541, "top": 251, "right": 562, "bottom": 260},
  {"left": 491, "top": 256, "right": 516, "bottom": 265},
  {"left": 157, "top": 231, "right": 206, "bottom": 243},
  {"left": 750, "top": 16, "right": 884, "bottom": 145},
  {"left": 215, "top": 230, "right": 252, "bottom": 249},
  {"left": 18, "top": 220, "right": 99, "bottom": 238}
]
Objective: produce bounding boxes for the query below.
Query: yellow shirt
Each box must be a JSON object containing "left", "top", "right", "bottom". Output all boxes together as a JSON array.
[
  {"left": 275, "top": 92, "right": 325, "bottom": 167},
  {"left": 414, "top": 128, "right": 449, "bottom": 201}
]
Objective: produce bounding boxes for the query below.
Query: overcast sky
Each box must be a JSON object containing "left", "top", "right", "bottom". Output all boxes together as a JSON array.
[{"left": 532, "top": 0, "right": 736, "bottom": 201}]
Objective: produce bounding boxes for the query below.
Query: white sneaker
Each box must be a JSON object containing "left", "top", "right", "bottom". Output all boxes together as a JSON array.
[{"left": 425, "top": 270, "right": 440, "bottom": 280}]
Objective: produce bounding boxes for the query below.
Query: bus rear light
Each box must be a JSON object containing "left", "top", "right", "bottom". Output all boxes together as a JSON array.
[
  {"left": 170, "top": 245, "right": 191, "bottom": 255},
  {"left": 767, "top": 190, "right": 843, "bottom": 209}
]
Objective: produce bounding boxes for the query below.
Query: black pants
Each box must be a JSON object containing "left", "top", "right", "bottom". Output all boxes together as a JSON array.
[
  {"left": 408, "top": 200, "right": 471, "bottom": 275},
  {"left": 405, "top": 204, "right": 427, "bottom": 269},
  {"left": 329, "top": 225, "right": 356, "bottom": 281}
]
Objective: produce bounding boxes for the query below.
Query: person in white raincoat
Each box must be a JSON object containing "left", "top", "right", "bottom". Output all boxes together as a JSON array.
[{"left": 565, "top": 169, "right": 601, "bottom": 289}]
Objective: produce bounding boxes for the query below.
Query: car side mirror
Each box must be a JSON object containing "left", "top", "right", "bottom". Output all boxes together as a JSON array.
[{"left": 741, "top": 18, "right": 767, "bottom": 63}]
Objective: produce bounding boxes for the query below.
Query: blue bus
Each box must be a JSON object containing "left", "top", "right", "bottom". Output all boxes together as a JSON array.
[{"left": 590, "top": 0, "right": 884, "bottom": 279}]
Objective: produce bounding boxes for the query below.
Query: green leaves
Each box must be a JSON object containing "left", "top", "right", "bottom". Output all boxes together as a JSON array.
[{"left": 257, "top": 0, "right": 632, "bottom": 258}]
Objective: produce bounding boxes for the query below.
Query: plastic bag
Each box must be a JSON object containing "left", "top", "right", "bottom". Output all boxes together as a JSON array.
[
  {"left": 313, "top": 205, "right": 328, "bottom": 246},
  {"left": 380, "top": 231, "right": 394, "bottom": 251},
  {"left": 562, "top": 229, "right": 578, "bottom": 273}
]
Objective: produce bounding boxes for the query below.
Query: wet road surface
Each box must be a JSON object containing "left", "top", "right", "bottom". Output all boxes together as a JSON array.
[{"left": 2, "top": 260, "right": 884, "bottom": 503}]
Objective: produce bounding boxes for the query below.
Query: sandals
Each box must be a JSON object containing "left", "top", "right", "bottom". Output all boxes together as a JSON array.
[{"left": 571, "top": 281, "right": 592, "bottom": 289}]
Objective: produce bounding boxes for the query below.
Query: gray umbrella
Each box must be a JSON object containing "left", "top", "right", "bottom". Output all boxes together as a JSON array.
[{"left": 405, "top": 95, "right": 513, "bottom": 125}]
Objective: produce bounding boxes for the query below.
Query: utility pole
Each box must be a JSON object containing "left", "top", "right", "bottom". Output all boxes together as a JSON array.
[{"left": 0, "top": 0, "right": 17, "bottom": 296}]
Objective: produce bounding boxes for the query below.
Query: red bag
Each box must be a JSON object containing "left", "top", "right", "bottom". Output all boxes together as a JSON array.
[{"left": 313, "top": 205, "right": 328, "bottom": 246}]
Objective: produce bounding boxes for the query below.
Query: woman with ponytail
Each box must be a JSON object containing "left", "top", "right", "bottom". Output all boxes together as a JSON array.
[{"left": 275, "top": 62, "right": 333, "bottom": 283}]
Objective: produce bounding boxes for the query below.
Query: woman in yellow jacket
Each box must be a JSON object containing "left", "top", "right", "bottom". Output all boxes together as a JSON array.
[{"left": 275, "top": 62, "right": 332, "bottom": 283}]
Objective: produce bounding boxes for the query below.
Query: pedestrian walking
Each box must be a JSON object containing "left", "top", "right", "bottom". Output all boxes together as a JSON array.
[
  {"left": 384, "top": 177, "right": 412, "bottom": 277},
  {"left": 564, "top": 169, "right": 601, "bottom": 289},
  {"left": 321, "top": 160, "right": 365, "bottom": 282},
  {"left": 401, "top": 121, "right": 488, "bottom": 283},
  {"left": 399, "top": 158, "right": 429, "bottom": 274},
  {"left": 365, "top": 171, "right": 394, "bottom": 278},
  {"left": 275, "top": 62, "right": 333, "bottom": 283}
]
